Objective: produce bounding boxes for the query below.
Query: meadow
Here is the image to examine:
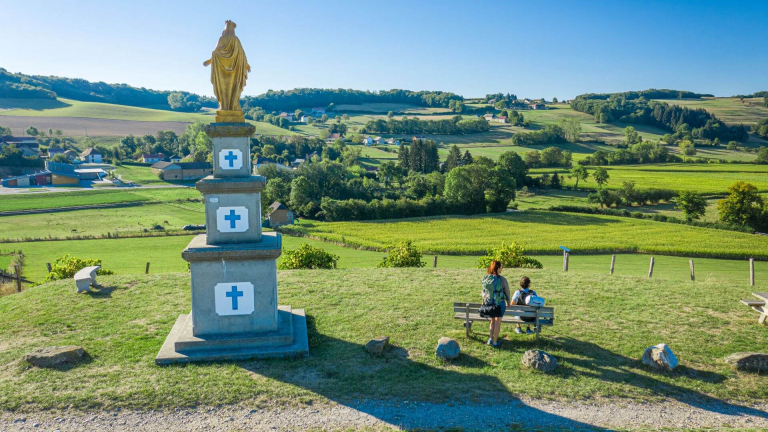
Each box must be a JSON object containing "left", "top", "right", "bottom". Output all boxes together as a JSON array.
[
  {"left": 281, "top": 211, "right": 768, "bottom": 259},
  {"left": 659, "top": 97, "right": 768, "bottom": 126},
  {"left": 0, "top": 269, "right": 765, "bottom": 410}
]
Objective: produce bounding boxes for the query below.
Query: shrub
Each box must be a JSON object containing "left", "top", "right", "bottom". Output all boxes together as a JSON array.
[
  {"left": 278, "top": 243, "right": 339, "bottom": 270},
  {"left": 378, "top": 240, "right": 425, "bottom": 268},
  {"left": 45, "top": 254, "right": 114, "bottom": 282},
  {"left": 476, "top": 241, "right": 543, "bottom": 270}
]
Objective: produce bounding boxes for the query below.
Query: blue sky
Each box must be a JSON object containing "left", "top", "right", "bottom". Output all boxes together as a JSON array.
[{"left": 2, "top": 0, "right": 766, "bottom": 99}]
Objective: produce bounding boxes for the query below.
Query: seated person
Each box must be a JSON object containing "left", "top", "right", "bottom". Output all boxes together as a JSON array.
[{"left": 511, "top": 276, "right": 537, "bottom": 335}]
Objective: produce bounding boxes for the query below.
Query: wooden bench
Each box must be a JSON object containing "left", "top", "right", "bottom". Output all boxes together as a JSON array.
[
  {"left": 741, "top": 294, "right": 768, "bottom": 325},
  {"left": 74, "top": 265, "right": 101, "bottom": 293},
  {"left": 453, "top": 302, "right": 554, "bottom": 341}
]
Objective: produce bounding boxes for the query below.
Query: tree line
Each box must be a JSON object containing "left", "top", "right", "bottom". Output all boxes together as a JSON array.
[
  {"left": 361, "top": 116, "right": 489, "bottom": 135},
  {"left": 241, "top": 88, "right": 463, "bottom": 112},
  {"left": 570, "top": 95, "right": 748, "bottom": 142}
]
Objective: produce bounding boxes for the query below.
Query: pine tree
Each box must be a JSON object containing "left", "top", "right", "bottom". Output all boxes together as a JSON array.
[
  {"left": 409, "top": 140, "right": 424, "bottom": 173},
  {"left": 462, "top": 150, "right": 474, "bottom": 165},
  {"left": 444, "top": 145, "right": 463, "bottom": 171},
  {"left": 550, "top": 172, "right": 561, "bottom": 189},
  {"left": 398, "top": 144, "right": 410, "bottom": 170}
]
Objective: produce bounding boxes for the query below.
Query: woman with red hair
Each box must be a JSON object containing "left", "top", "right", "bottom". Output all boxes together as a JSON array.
[{"left": 484, "top": 260, "right": 511, "bottom": 347}]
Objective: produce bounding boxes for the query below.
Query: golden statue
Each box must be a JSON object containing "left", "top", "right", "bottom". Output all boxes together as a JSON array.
[{"left": 204, "top": 20, "right": 251, "bottom": 123}]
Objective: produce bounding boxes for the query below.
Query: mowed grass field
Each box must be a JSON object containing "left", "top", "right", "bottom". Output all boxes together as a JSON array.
[
  {"left": 0, "top": 188, "right": 200, "bottom": 212},
  {"left": 0, "top": 98, "right": 294, "bottom": 136},
  {"left": 0, "top": 269, "right": 766, "bottom": 411},
  {"left": 281, "top": 211, "right": 768, "bottom": 259},
  {"left": 658, "top": 97, "right": 768, "bottom": 126}
]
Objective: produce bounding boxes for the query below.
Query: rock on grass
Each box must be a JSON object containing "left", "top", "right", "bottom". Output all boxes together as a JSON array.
[
  {"left": 522, "top": 350, "right": 558, "bottom": 373},
  {"left": 24, "top": 346, "right": 84, "bottom": 367},
  {"left": 724, "top": 352, "right": 768, "bottom": 372}
]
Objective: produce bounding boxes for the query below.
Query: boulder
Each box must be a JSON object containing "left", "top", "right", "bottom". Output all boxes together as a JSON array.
[
  {"left": 365, "top": 336, "right": 389, "bottom": 355},
  {"left": 642, "top": 343, "right": 678, "bottom": 371},
  {"left": 724, "top": 352, "right": 768, "bottom": 373},
  {"left": 435, "top": 337, "right": 460, "bottom": 360},
  {"left": 24, "top": 346, "right": 83, "bottom": 368},
  {"left": 521, "top": 350, "right": 558, "bottom": 373}
]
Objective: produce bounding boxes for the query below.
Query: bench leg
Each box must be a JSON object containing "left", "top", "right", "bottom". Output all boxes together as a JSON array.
[{"left": 760, "top": 313, "right": 767, "bottom": 325}]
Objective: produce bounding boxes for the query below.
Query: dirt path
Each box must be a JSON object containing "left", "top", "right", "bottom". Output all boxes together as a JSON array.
[{"left": 2, "top": 398, "right": 767, "bottom": 431}]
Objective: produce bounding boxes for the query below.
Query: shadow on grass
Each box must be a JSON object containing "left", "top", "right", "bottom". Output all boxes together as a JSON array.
[
  {"left": 554, "top": 337, "right": 765, "bottom": 417},
  {"left": 240, "top": 314, "right": 610, "bottom": 431},
  {"left": 85, "top": 285, "right": 120, "bottom": 299}
]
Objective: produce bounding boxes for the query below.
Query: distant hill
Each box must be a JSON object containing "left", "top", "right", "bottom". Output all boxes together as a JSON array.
[
  {"left": 574, "top": 88, "right": 714, "bottom": 101},
  {"left": 0, "top": 68, "right": 215, "bottom": 112}
]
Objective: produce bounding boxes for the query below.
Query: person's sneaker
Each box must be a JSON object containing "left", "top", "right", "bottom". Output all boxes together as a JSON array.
[
  {"left": 526, "top": 328, "right": 535, "bottom": 335},
  {"left": 492, "top": 341, "right": 502, "bottom": 348},
  {"left": 487, "top": 338, "right": 494, "bottom": 345},
  {"left": 515, "top": 327, "right": 523, "bottom": 334}
]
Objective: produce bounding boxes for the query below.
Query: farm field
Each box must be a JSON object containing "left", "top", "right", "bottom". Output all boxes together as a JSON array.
[
  {"left": 658, "top": 97, "right": 768, "bottom": 126},
  {"left": 0, "top": 188, "right": 199, "bottom": 212},
  {"left": 112, "top": 164, "right": 187, "bottom": 185},
  {"left": 0, "top": 268, "right": 766, "bottom": 410},
  {"left": 332, "top": 102, "right": 452, "bottom": 114},
  {"left": 0, "top": 203, "right": 205, "bottom": 241},
  {"left": 281, "top": 211, "right": 768, "bottom": 259},
  {"left": 0, "top": 98, "right": 294, "bottom": 137}
]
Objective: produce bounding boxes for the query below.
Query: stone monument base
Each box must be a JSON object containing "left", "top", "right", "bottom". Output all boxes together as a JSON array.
[{"left": 155, "top": 306, "right": 309, "bottom": 365}]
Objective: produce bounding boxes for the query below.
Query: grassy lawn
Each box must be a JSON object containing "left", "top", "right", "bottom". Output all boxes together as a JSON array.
[
  {"left": 281, "top": 211, "right": 768, "bottom": 259},
  {"left": 0, "top": 268, "right": 766, "bottom": 411},
  {"left": 0, "top": 188, "right": 200, "bottom": 212},
  {"left": 112, "top": 164, "right": 185, "bottom": 185}
]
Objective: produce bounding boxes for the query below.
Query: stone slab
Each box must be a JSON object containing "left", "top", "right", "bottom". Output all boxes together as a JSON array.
[
  {"left": 196, "top": 175, "right": 266, "bottom": 194},
  {"left": 201, "top": 190, "right": 262, "bottom": 245},
  {"left": 211, "top": 136, "right": 252, "bottom": 178},
  {"left": 155, "top": 307, "right": 309, "bottom": 365},
  {"left": 174, "top": 306, "right": 294, "bottom": 351},
  {"left": 204, "top": 122, "right": 255, "bottom": 138},
  {"left": 188, "top": 253, "right": 279, "bottom": 335},
  {"left": 182, "top": 233, "right": 282, "bottom": 262}
]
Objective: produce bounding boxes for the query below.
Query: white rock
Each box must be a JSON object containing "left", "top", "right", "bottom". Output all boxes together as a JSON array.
[{"left": 642, "top": 343, "right": 678, "bottom": 371}]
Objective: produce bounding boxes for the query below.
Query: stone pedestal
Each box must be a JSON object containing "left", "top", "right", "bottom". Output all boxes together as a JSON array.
[{"left": 156, "top": 122, "right": 309, "bottom": 365}]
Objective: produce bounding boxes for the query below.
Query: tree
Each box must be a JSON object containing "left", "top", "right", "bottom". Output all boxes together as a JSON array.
[
  {"left": 387, "top": 111, "right": 394, "bottom": 119},
  {"left": 263, "top": 177, "right": 291, "bottom": 214},
  {"left": 756, "top": 147, "right": 768, "bottom": 164},
  {"left": 550, "top": 172, "right": 562, "bottom": 189},
  {"left": 569, "top": 165, "right": 589, "bottom": 189},
  {"left": 485, "top": 167, "right": 516, "bottom": 212},
  {"left": 294, "top": 109, "right": 304, "bottom": 120},
  {"left": 497, "top": 151, "right": 528, "bottom": 186},
  {"left": 727, "top": 141, "right": 739, "bottom": 151},
  {"left": 552, "top": 97, "right": 558, "bottom": 103},
  {"left": 25, "top": 126, "right": 39, "bottom": 136},
  {"left": 624, "top": 126, "right": 642, "bottom": 145},
  {"left": 764, "top": 96, "right": 768, "bottom": 107},
  {"left": 289, "top": 176, "right": 319, "bottom": 217},
  {"left": 397, "top": 144, "right": 410, "bottom": 169},
  {"left": 718, "top": 181, "right": 764, "bottom": 228},
  {"left": 0, "top": 125, "right": 11, "bottom": 136},
  {"left": 321, "top": 114, "right": 329, "bottom": 123},
  {"left": 558, "top": 117, "right": 581, "bottom": 142},
  {"left": 679, "top": 139, "right": 696, "bottom": 157},
  {"left": 444, "top": 145, "right": 463, "bottom": 171},
  {"left": 462, "top": 150, "right": 473, "bottom": 165},
  {"left": 675, "top": 190, "right": 707, "bottom": 222},
  {"left": 593, "top": 167, "right": 609, "bottom": 189}
]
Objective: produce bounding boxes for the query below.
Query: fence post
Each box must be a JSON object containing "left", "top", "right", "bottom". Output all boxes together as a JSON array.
[
  {"left": 750, "top": 258, "right": 755, "bottom": 287},
  {"left": 14, "top": 265, "right": 21, "bottom": 293},
  {"left": 610, "top": 255, "right": 616, "bottom": 275},
  {"left": 145, "top": 262, "right": 150, "bottom": 274},
  {"left": 46, "top": 262, "right": 52, "bottom": 273},
  {"left": 433, "top": 256, "right": 438, "bottom": 268},
  {"left": 689, "top": 260, "right": 695, "bottom": 281},
  {"left": 563, "top": 252, "right": 569, "bottom": 272},
  {"left": 648, "top": 257, "right": 655, "bottom": 278},
  {"left": 333, "top": 260, "right": 337, "bottom": 269}
]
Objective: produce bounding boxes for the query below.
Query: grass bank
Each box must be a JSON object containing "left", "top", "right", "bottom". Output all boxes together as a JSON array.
[{"left": 0, "top": 269, "right": 765, "bottom": 411}]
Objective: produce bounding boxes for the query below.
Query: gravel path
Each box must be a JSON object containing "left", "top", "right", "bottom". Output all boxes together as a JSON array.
[{"left": 2, "top": 398, "right": 767, "bottom": 431}]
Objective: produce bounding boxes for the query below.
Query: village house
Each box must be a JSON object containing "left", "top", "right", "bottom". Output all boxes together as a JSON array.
[
  {"left": 80, "top": 147, "right": 102, "bottom": 163},
  {"left": 47, "top": 147, "right": 66, "bottom": 157},
  {"left": 483, "top": 113, "right": 495, "bottom": 121},
  {"left": 361, "top": 136, "right": 374, "bottom": 146},
  {"left": 386, "top": 138, "right": 400, "bottom": 145},
  {"left": 266, "top": 202, "right": 295, "bottom": 228},
  {"left": 300, "top": 115, "right": 312, "bottom": 122},
  {"left": 491, "top": 116, "right": 507, "bottom": 123},
  {"left": 326, "top": 132, "right": 342, "bottom": 143},
  {"left": 373, "top": 136, "right": 386, "bottom": 145},
  {"left": 150, "top": 161, "right": 212, "bottom": 181},
  {"left": 291, "top": 157, "right": 305, "bottom": 168},
  {"left": 311, "top": 107, "right": 326, "bottom": 115},
  {"left": 279, "top": 112, "right": 295, "bottom": 122},
  {"left": 141, "top": 153, "right": 165, "bottom": 164},
  {"left": 169, "top": 154, "right": 182, "bottom": 163},
  {"left": 530, "top": 103, "right": 547, "bottom": 110},
  {"left": 412, "top": 135, "right": 427, "bottom": 141},
  {"left": 1, "top": 171, "right": 51, "bottom": 187}
]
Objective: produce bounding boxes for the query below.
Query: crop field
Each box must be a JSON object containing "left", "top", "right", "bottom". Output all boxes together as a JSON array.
[
  {"left": 333, "top": 102, "right": 452, "bottom": 114},
  {"left": 658, "top": 97, "right": 768, "bottom": 126},
  {"left": 281, "top": 211, "right": 768, "bottom": 259},
  {"left": 1, "top": 268, "right": 766, "bottom": 410},
  {"left": 0, "top": 188, "right": 199, "bottom": 212}
]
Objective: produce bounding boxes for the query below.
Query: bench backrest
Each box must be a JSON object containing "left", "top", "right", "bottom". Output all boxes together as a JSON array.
[
  {"left": 453, "top": 302, "right": 554, "bottom": 320},
  {"left": 74, "top": 265, "right": 101, "bottom": 279}
]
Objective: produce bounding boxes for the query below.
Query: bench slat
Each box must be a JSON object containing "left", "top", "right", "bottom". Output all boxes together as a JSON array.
[
  {"left": 453, "top": 313, "right": 553, "bottom": 326},
  {"left": 741, "top": 299, "right": 766, "bottom": 307},
  {"left": 453, "top": 304, "right": 553, "bottom": 319}
]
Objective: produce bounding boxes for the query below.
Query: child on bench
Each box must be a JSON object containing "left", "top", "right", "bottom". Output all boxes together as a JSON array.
[{"left": 512, "top": 276, "right": 537, "bottom": 335}]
